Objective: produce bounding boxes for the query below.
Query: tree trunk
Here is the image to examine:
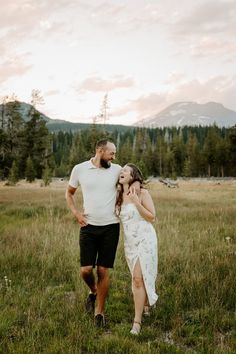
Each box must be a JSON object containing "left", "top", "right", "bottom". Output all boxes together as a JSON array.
[
  {"left": 208, "top": 164, "right": 211, "bottom": 177},
  {"left": 221, "top": 165, "right": 224, "bottom": 178}
]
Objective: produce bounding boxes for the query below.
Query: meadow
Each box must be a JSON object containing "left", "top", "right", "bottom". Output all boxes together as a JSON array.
[{"left": 0, "top": 179, "right": 235, "bottom": 354}]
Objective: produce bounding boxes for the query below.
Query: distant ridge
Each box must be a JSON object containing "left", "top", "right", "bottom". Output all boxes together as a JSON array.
[
  {"left": 0, "top": 101, "right": 133, "bottom": 133},
  {"left": 1, "top": 100, "right": 236, "bottom": 132},
  {"left": 133, "top": 102, "right": 236, "bottom": 128}
]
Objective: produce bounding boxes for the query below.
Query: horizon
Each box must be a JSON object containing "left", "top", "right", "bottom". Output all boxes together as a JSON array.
[
  {"left": 2, "top": 99, "right": 235, "bottom": 127},
  {"left": 1, "top": 1, "right": 236, "bottom": 126}
]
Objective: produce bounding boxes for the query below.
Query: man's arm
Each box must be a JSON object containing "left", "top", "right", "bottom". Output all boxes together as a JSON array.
[
  {"left": 129, "top": 187, "right": 156, "bottom": 222},
  {"left": 65, "top": 185, "right": 88, "bottom": 227},
  {"left": 129, "top": 180, "right": 141, "bottom": 194}
]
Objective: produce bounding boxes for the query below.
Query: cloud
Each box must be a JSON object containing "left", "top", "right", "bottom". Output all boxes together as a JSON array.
[
  {"left": 89, "top": 1, "right": 165, "bottom": 33},
  {"left": 112, "top": 92, "right": 167, "bottom": 120},
  {"left": 114, "top": 75, "right": 236, "bottom": 123},
  {"left": 129, "top": 93, "right": 167, "bottom": 117},
  {"left": 189, "top": 37, "right": 236, "bottom": 58},
  {"left": 0, "top": 0, "right": 75, "bottom": 45},
  {"left": 77, "top": 76, "right": 135, "bottom": 93},
  {"left": 0, "top": 55, "right": 32, "bottom": 84},
  {"left": 173, "top": 0, "right": 236, "bottom": 36},
  {"left": 45, "top": 89, "right": 61, "bottom": 96},
  {"left": 167, "top": 76, "right": 236, "bottom": 105},
  {"left": 164, "top": 72, "right": 186, "bottom": 85},
  {"left": 167, "top": 1, "right": 236, "bottom": 59},
  {"left": 91, "top": 2, "right": 126, "bottom": 18}
]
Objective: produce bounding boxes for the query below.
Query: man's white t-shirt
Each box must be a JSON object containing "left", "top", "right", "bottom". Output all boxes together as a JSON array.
[{"left": 69, "top": 159, "right": 121, "bottom": 226}]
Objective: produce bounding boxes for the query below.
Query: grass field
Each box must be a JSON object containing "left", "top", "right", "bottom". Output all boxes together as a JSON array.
[{"left": 0, "top": 179, "right": 236, "bottom": 354}]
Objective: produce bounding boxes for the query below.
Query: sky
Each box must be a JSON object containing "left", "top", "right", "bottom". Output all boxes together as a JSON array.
[{"left": 1, "top": 0, "right": 236, "bottom": 125}]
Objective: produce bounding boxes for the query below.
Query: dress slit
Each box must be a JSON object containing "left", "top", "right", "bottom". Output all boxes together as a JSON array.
[{"left": 120, "top": 203, "right": 158, "bottom": 307}]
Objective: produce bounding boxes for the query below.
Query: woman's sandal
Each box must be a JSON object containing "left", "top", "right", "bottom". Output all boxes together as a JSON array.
[{"left": 130, "top": 321, "right": 141, "bottom": 335}]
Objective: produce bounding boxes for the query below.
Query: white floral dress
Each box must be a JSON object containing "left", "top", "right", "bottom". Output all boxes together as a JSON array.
[{"left": 120, "top": 203, "right": 158, "bottom": 306}]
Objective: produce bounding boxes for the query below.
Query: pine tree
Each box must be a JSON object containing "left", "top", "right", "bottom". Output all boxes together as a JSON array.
[
  {"left": 117, "top": 137, "right": 133, "bottom": 166},
  {"left": 183, "top": 158, "right": 191, "bottom": 177},
  {"left": 8, "top": 160, "right": 19, "bottom": 185},
  {"left": 69, "top": 132, "right": 87, "bottom": 169},
  {"left": 203, "top": 126, "right": 219, "bottom": 177},
  {"left": 136, "top": 159, "right": 148, "bottom": 180},
  {"left": 171, "top": 132, "right": 185, "bottom": 176},
  {"left": 185, "top": 133, "right": 200, "bottom": 176},
  {"left": 25, "top": 157, "right": 35, "bottom": 182},
  {"left": 0, "top": 98, "right": 25, "bottom": 179},
  {"left": 23, "top": 110, "right": 50, "bottom": 178},
  {"left": 42, "top": 163, "right": 52, "bottom": 186},
  {"left": 229, "top": 125, "right": 236, "bottom": 176},
  {"left": 0, "top": 128, "right": 9, "bottom": 179}
]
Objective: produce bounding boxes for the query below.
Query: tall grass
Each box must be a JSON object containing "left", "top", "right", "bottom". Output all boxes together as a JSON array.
[{"left": 0, "top": 181, "right": 235, "bottom": 353}]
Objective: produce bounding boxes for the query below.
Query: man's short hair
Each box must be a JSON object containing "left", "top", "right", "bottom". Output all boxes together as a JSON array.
[{"left": 96, "top": 139, "right": 113, "bottom": 150}]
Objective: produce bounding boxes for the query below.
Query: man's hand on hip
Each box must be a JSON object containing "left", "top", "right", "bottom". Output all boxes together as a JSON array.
[{"left": 75, "top": 211, "right": 88, "bottom": 227}]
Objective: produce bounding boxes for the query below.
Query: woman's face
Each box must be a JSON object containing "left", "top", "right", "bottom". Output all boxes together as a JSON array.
[{"left": 119, "top": 165, "right": 133, "bottom": 184}]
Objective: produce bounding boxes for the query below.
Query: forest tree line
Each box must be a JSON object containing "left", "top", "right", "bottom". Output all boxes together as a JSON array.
[{"left": 1, "top": 99, "right": 236, "bottom": 183}]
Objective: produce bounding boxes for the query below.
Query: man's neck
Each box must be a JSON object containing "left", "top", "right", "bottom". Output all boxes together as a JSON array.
[{"left": 91, "top": 156, "right": 101, "bottom": 168}]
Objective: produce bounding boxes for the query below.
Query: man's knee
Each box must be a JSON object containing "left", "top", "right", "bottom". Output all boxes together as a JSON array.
[
  {"left": 132, "top": 276, "right": 144, "bottom": 289},
  {"left": 97, "top": 266, "right": 109, "bottom": 280},
  {"left": 80, "top": 266, "right": 93, "bottom": 278}
]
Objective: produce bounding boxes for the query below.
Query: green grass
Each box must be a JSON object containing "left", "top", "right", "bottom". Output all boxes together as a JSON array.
[{"left": 0, "top": 180, "right": 236, "bottom": 353}]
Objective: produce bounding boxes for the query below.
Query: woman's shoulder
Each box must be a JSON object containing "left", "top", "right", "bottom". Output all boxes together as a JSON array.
[
  {"left": 140, "top": 187, "right": 149, "bottom": 196},
  {"left": 140, "top": 187, "right": 150, "bottom": 200}
]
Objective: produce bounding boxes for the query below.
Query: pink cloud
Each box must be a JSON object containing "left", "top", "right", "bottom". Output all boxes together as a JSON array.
[
  {"left": 172, "top": 1, "right": 236, "bottom": 37},
  {"left": 77, "top": 76, "right": 135, "bottom": 93},
  {"left": 167, "top": 76, "right": 236, "bottom": 104},
  {"left": 112, "top": 92, "right": 167, "bottom": 120},
  {"left": 0, "top": 55, "right": 32, "bottom": 84},
  {"left": 164, "top": 72, "right": 186, "bottom": 85},
  {"left": 113, "top": 75, "right": 236, "bottom": 122},
  {"left": 0, "top": 1, "right": 74, "bottom": 45},
  {"left": 129, "top": 93, "right": 167, "bottom": 117},
  {"left": 167, "top": 1, "right": 236, "bottom": 61},
  {"left": 45, "top": 89, "right": 61, "bottom": 96},
  {"left": 90, "top": 1, "right": 164, "bottom": 33},
  {"left": 190, "top": 37, "right": 236, "bottom": 58}
]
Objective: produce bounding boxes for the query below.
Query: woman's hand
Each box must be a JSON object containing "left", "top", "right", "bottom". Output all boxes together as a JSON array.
[{"left": 128, "top": 187, "right": 140, "bottom": 205}]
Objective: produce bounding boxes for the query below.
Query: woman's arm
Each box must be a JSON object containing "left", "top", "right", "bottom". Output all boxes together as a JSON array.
[{"left": 129, "top": 187, "right": 156, "bottom": 222}]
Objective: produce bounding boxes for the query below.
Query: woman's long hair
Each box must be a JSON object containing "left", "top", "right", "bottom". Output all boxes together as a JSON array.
[{"left": 116, "top": 163, "right": 144, "bottom": 215}]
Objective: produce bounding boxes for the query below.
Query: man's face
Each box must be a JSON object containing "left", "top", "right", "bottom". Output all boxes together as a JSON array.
[{"left": 100, "top": 142, "right": 116, "bottom": 168}]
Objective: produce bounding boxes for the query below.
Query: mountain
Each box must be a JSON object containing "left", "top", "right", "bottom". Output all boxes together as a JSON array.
[
  {"left": 0, "top": 101, "right": 133, "bottom": 133},
  {"left": 134, "top": 102, "right": 236, "bottom": 128},
  {"left": 2, "top": 100, "right": 235, "bottom": 132},
  {"left": 0, "top": 101, "right": 79, "bottom": 127}
]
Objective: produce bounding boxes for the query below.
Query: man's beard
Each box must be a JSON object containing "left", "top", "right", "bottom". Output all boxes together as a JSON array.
[{"left": 100, "top": 158, "right": 111, "bottom": 169}]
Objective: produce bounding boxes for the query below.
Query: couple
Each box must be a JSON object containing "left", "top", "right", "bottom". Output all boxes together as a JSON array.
[{"left": 66, "top": 139, "right": 158, "bottom": 335}]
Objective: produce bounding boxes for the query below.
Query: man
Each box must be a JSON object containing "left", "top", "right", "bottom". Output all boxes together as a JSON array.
[{"left": 66, "top": 139, "right": 121, "bottom": 328}]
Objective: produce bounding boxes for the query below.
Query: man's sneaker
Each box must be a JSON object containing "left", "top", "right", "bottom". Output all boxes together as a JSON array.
[
  {"left": 85, "top": 293, "right": 96, "bottom": 313},
  {"left": 94, "top": 313, "right": 106, "bottom": 328}
]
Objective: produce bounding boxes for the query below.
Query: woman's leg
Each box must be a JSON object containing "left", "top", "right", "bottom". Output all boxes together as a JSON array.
[{"left": 132, "top": 258, "right": 147, "bottom": 324}]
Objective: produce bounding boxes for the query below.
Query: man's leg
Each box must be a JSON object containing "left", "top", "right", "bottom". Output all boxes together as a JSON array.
[
  {"left": 94, "top": 223, "right": 119, "bottom": 327},
  {"left": 95, "top": 266, "right": 109, "bottom": 315},
  {"left": 80, "top": 265, "right": 97, "bottom": 294},
  {"left": 80, "top": 266, "right": 97, "bottom": 313}
]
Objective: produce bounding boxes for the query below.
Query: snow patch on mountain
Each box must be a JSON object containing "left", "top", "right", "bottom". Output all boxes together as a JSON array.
[
  {"left": 170, "top": 109, "right": 186, "bottom": 116},
  {"left": 134, "top": 102, "right": 236, "bottom": 128}
]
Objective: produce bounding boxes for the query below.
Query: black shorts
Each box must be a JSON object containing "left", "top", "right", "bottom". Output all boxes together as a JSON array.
[{"left": 79, "top": 223, "right": 120, "bottom": 268}]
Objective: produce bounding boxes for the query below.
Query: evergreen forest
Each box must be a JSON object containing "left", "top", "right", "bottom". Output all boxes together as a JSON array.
[{"left": 1, "top": 100, "right": 236, "bottom": 183}]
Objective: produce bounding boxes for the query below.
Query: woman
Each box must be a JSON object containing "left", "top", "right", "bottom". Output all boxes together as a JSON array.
[{"left": 116, "top": 163, "right": 158, "bottom": 335}]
